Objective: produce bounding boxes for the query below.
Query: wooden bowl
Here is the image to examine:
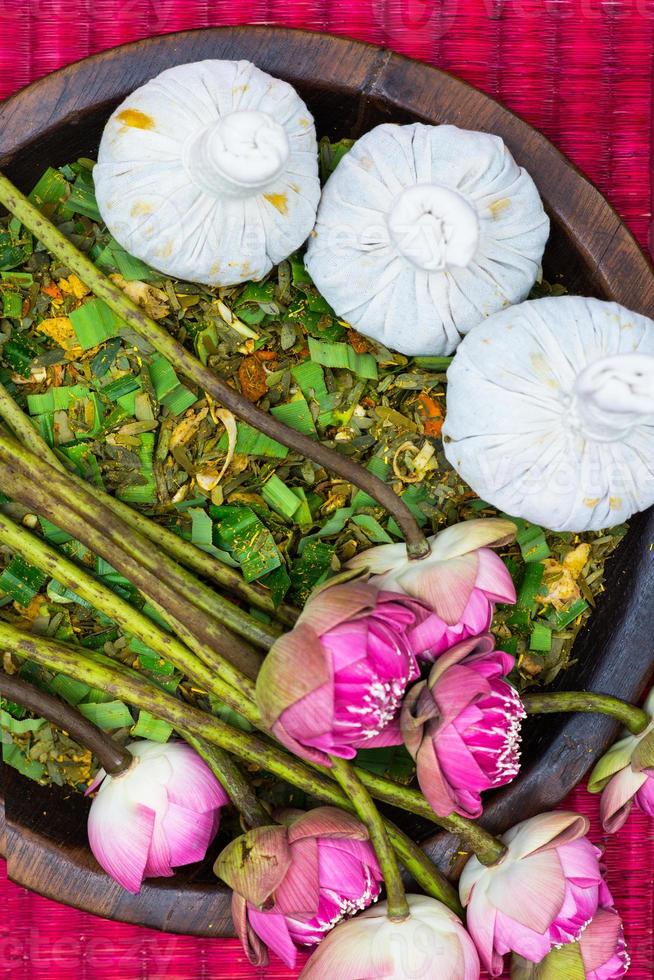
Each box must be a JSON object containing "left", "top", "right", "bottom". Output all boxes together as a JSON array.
[{"left": 1, "top": 26, "right": 653, "bottom": 936}]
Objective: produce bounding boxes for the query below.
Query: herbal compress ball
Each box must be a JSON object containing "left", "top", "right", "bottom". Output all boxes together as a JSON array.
[
  {"left": 94, "top": 59, "right": 320, "bottom": 286},
  {"left": 305, "top": 123, "right": 549, "bottom": 356},
  {"left": 443, "top": 295, "right": 654, "bottom": 532}
]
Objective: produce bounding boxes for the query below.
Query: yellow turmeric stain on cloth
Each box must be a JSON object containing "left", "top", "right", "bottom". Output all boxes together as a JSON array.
[
  {"left": 264, "top": 193, "right": 288, "bottom": 215},
  {"left": 117, "top": 108, "right": 155, "bottom": 131}
]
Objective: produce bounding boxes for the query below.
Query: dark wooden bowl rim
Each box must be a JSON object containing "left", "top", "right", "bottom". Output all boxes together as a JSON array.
[{"left": 1, "top": 25, "right": 653, "bottom": 936}]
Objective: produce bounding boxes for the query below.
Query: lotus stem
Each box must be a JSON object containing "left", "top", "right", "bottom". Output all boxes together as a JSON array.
[
  {"left": 330, "top": 756, "right": 409, "bottom": 921},
  {"left": 0, "top": 171, "right": 430, "bottom": 561},
  {"left": 349, "top": 767, "right": 505, "bottom": 867},
  {"left": 0, "top": 374, "right": 296, "bottom": 623},
  {"left": 0, "top": 509, "right": 259, "bottom": 724},
  {"left": 0, "top": 450, "right": 502, "bottom": 864},
  {"left": 181, "top": 732, "right": 271, "bottom": 830},
  {"left": 2, "top": 620, "right": 502, "bottom": 879},
  {"left": 0, "top": 425, "right": 279, "bottom": 653},
  {"left": 1, "top": 670, "right": 267, "bottom": 829},
  {"left": 522, "top": 691, "right": 650, "bottom": 737},
  {"left": 385, "top": 822, "right": 463, "bottom": 916},
  {"left": 0, "top": 442, "right": 262, "bottom": 688},
  {"left": 0, "top": 672, "right": 131, "bottom": 775}
]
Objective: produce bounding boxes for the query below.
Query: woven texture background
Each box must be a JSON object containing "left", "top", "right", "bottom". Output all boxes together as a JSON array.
[{"left": 1, "top": 1, "right": 653, "bottom": 977}]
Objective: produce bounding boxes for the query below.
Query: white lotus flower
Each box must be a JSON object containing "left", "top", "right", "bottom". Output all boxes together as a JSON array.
[
  {"left": 87, "top": 739, "right": 229, "bottom": 893},
  {"left": 299, "top": 895, "right": 480, "bottom": 979}
]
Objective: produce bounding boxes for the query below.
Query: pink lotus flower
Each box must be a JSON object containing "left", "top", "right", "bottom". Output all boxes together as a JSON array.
[
  {"left": 588, "top": 688, "right": 654, "bottom": 832},
  {"left": 347, "top": 518, "right": 517, "bottom": 660},
  {"left": 299, "top": 894, "right": 480, "bottom": 979},
  {"left": 574, "top": 903, "right": 629, "bottom": 979},
  {"left": 255, "top": 581, "right": 420, "bottom": 764},
  {"left": 459, "top": 812, "right": 607, "bottom": 976},
  {"left": 512, "top": 898, "right": 629, "bottom": 979},
  {"left": 401, "top": 634, "right": 525, "bottom": 819},
  {"left": 215, "top": 807, "right": 382, "bottom": 969},
  {"left": 86, "top": 739, "right": 229, "bottom": 893}
]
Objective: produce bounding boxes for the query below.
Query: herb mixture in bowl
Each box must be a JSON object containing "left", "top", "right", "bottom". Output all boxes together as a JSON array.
[{"left": 0, "top": 141, "right": 625, "bottom": 792}]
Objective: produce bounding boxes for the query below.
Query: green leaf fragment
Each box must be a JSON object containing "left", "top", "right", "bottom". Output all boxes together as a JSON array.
[
  {"left": 117, "top": 432, "right": 157, "bottom": 504},
  {"left": 529, "top": 623, "right": 553, "bottom": 652},
  {"left": 48, "top": 673, "right": 91, "bottom": 705},
  {"left": 290, "top": 539, "right": 334, "bottom": 604},
  {"left": 78, "top": 700, "right": 134, "bottom": 730},
  {"left": 212, "top": 505, "right": 282, "bottom": 582},
  {"left": 546, "top": 598, "right": 590, "bottom": 630},
  {"left": 352, "top": 457, "right": 392, "bottom": 511},
  {"left": 69, "top": 297, "right": 128, "bottom": 350},
  {"left": 1, "top": 709, "right": 46, "bottom": 734},
  {"left": 148, "top": 353, "right": 197, "bottom": 415},
  {"left": 412, "top": 356, "right": 454, "bottom": 371},
  {"left": 0, "top": 555, "right": 47, "bottom": 605},
  {"left": 291, "top": 360, "right": 329, "bottom": 402},
  {"left": 1, "top": 289, "right": 23, "bottom": 318},
  {"left": 270, "top": 395, "right": 317, "bottom": 436},
  {"left": 66, "top": 176, "right": 101, "bottom": 222},
  {"left": 259, "top": 564, "right": 291, "bottom": 605},
  {"left": 308, "top": 337, "right": 378, "bottom": 380},
  {"left": 2, "top": 740, "right": 47, "bottom": 781},
  {"left": 218, "top": 422, "right": 288, "bottom": 459},
  {"left": 95, "top": 237, "right": 157, "bottom": 281},
  {"left": 515, "top": 522, "right": 551, "bottom": 563},
  {"left": 187, "top": 507, "right": 238, "bottom": 565},
  {"left": 38, "top": 516, "right": 73, "bottom": 545},
  {"left": 131, "top": 710, "right": 173, "bottom": 742},
  {"left": 352, "top": 514, "right": 393, "bottom": 544},
  {"left": 102, "top": 374, "right": 141, "bottom": 401},
  {"left": 28, "top": 167, "right": 70, "bottom": 208},
  {"left": 262, "top": 475, "right": 302, "bottom": 520}
]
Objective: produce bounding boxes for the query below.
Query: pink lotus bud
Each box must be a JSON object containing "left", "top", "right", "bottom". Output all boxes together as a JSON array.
[
  {"left": 459, "top": 812, "right": 607, "bottom": 976},
  {"left": 86, "top": 739, "right": 229, "bottom": 893},
  {"left": 512, "top": 898, "right": 629, "bottom": 979},
  {"left": 401, "top": 634, "right": 525, "bottom": 818},
  {"left": 588, "top": 688, "right": 654, "bottom": 832},
  {"left": 347, "top": 518, "right": 517, "bottom": 660},
  {"left": 215, "top": 807, "right": 382, "bottom": 969},
  {"left": 255, "top": 581, "right": 420, "bottom": 764},
  {"left": 298, "top": 894, "right": 480, "bottom": 979}
]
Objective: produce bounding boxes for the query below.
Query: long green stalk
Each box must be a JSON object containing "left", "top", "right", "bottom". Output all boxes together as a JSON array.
[
  {"left": 0, "top": 421, "right": 278, "bottom": 653},
  {"left": 0, "top": 449, "right": 503, "bottom": 864},
  {"left": 2, "top": 657, "right": 264, "bottom": 828},
  {"left": 0, "top": 671, "right": 131, "bottom": 775},
  {"left": 522, "top": 691, "right": 650, "bottom": 737},
  {"left": 1, "top": 626, "right": 459, "bottom": 909},
  {"left": 0, "top": 510, "right": 259, "bottom": 723},
  {"left": 0, "top": 444, "right": 263, "bottom": 687},
  {"left": 0, "top": 376, "right": 297, "bottom": 625},
  {"left": 1, "top": 620, "right": 504, "bottom": 870},
  {"left": 181, "top": 733, "right": 270, "bottom": 830},
  {"left": 385, "top": 822, "right": 463, "bottom": 915},
  {"left": 0, "top": 171, "right": 430, "bottom": 560},
  {"left": 331, "top": 756, "right": 409, "bottom": 921}
]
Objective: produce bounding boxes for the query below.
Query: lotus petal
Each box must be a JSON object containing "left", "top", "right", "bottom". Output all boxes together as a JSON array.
[
  {"left": 215, "top": 826, "right": 291, "bottom": 907},
  {"left": 88, "top": 791, "right": 155, "bottom": 894}
]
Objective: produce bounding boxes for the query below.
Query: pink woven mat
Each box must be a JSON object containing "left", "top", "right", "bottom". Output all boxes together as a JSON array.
[
  {"left": 2, "top": 790, "right": 653, "bottom": 978},
  {"left": 1, "top": 2, "right": 653, "bottom": 977}
]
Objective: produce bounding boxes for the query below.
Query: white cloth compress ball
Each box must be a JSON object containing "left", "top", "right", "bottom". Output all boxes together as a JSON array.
[
  {"left": 94, "top": 60, "right": 320, "bottom": 286},
  {"left": 443, "top": 295, "right": 654, "bottom": 531},
  {"left": 305, "top": 123, "right": 549, "bottom": 356}
]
